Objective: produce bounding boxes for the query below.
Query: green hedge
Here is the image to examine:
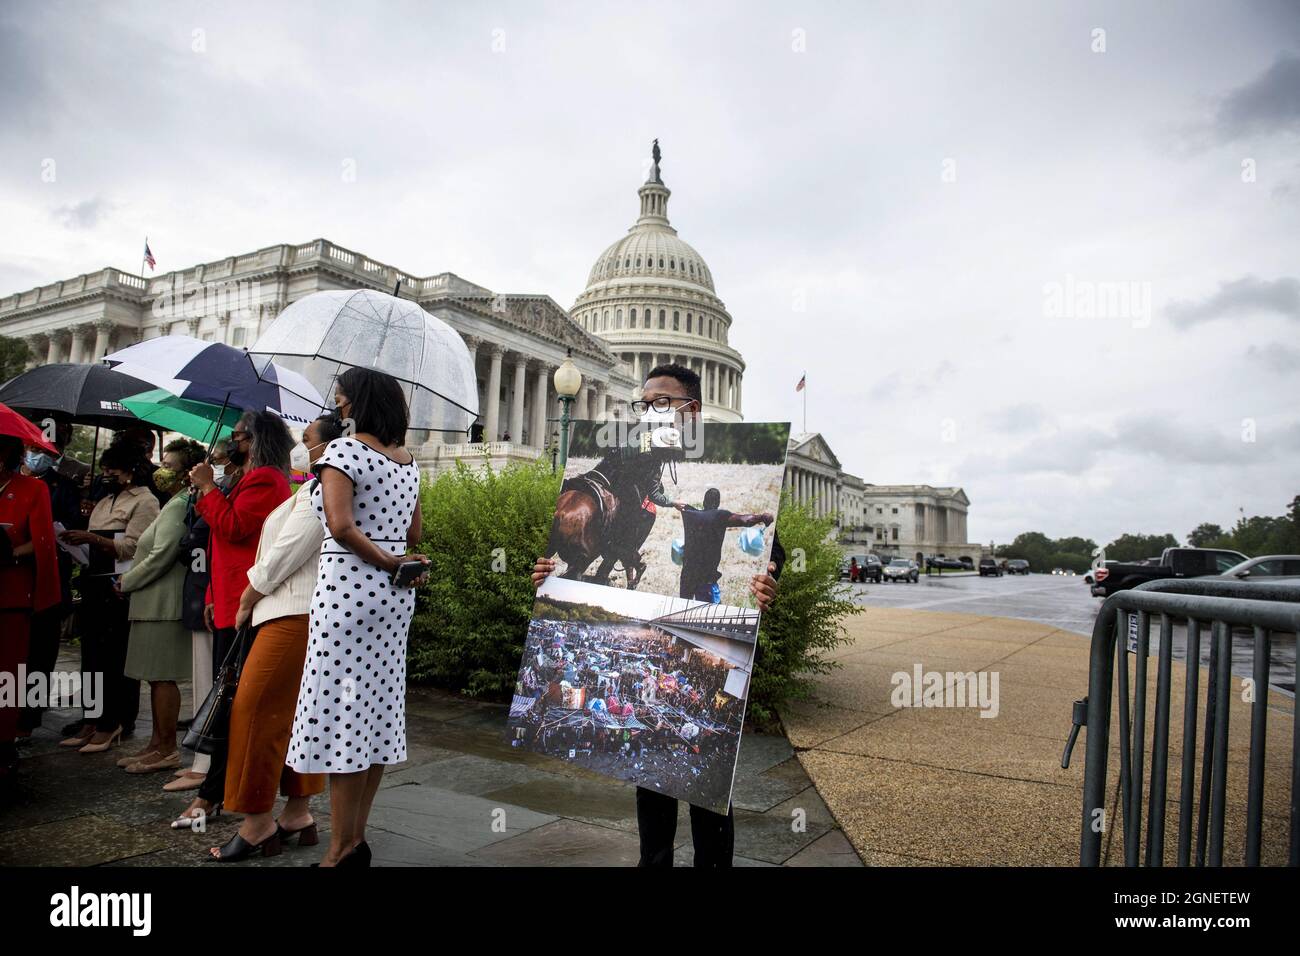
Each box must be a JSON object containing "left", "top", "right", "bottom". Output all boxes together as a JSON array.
[
  {"left": 408, "top": 457, "right": 560, "bottom": 698},
  {"left": 748, "top": 491, "right": 856, "bottom": 726},
  {"left": 408, "top": 463, "right": 856, "bottom": 728}
]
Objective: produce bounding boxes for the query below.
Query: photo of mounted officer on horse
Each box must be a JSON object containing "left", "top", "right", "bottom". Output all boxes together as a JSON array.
[
  {"left": 541, "top": 385, "right": 790, "bottom": 606},
  {"left": 547, "top": 426, "right": 686, "bottom": 590}
]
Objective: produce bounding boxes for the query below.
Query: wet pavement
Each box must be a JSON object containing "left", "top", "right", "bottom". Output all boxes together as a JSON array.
[
  {"left": 787, "top": 604, "right": 1296, "bottom": 866},
  {"left": 848, "top": 572, "right": 1296, "bottom": 693},
  {"left": 0, "top": 644, "right": 861, "bottom": 867}
]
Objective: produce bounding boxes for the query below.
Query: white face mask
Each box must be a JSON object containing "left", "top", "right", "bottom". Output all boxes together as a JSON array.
[
  {"left": 639, "top": 407, "right": 678, "bottom": 425},
  {"left": 290, "top": 440, "right": 324, "bottom": 473},
  {"left": 211, "top": 462, "right": 226, "bottom": 482}
]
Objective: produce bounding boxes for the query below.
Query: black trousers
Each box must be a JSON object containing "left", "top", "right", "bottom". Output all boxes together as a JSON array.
[
  {"left": 198, "top": 626, "right": 240, "bottom": 805},
  {"left": 78, "top": 586, "right": 140, "bottom": 734},
  {"left": 636, "top": 786, "right": 734, "bottom": 867},
  {"left": 18, "top": 606, "right": 64, "bottom": 732}
]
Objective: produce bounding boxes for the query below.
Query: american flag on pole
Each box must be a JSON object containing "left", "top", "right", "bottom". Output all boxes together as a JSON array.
[
  {"left": 143, "top": 241, "right": 156, "bottom": 271},
  {"left": 795, "top": 373, "right": 805, "bottom": 392}
]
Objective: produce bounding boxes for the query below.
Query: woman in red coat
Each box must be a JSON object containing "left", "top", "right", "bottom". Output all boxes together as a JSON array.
[
  {"left": 172, "top": 410, "right": 292, "bottom": 828},
  {"left": 0, "top": 435, "right": 60, "bottom": 784}
]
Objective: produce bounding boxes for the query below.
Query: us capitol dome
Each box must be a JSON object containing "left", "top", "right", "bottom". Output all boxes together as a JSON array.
[{"left": 571, "top": 141, "right": 745, "bottom": 422}]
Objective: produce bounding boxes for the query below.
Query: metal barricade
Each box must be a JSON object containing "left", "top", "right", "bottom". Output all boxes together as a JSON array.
[{"left": 1062, "top": 578, "right": 1300, "bottom": 866}]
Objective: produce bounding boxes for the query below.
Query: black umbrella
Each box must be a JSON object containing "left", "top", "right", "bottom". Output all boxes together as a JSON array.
[{"left": 0, "top": 363, "right": 154, "bottom": 429}]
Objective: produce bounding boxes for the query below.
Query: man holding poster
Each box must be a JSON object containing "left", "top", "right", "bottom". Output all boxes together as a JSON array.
[{"left": 531, "top": 363, "right": 785, "bottom": 867}]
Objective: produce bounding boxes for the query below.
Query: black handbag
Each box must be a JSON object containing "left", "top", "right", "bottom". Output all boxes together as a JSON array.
[
  {"left": 182, "top": 626, "right": 251, "bottom": 755},
  {"left": 176, "top": 499, "right": 210, "bottom": 568},
  {"left": 178, "top": 500, "right": 211, "bottom": 631}
]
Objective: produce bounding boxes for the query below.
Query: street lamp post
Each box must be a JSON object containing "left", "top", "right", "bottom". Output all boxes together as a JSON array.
[{"left": 552, "top": 349, "right": 582, "bottom": 470}]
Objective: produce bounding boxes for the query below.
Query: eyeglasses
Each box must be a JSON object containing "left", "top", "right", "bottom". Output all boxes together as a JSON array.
[
  {"left": 629, "top": 396, "right": 695, "bottom": 416},
  {"left": 230, "top": 431, "right": 251, "bottom": 443}
]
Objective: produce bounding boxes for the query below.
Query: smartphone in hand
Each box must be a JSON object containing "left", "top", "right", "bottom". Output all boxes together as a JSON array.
[{"left": 390, "top": 559, "right": 425, "bottom": 588}]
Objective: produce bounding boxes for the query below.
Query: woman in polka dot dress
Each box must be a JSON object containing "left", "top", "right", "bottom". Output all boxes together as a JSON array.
[{"left": 287, "top": 367, "right": 428, "bottom": 867}]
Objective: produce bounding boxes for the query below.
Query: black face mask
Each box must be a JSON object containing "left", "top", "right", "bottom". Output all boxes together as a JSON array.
[{"left": 227, "top": 447, "right": 249, "bottom": 467}]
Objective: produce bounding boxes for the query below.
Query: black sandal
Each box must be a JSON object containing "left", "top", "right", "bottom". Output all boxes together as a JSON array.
[
  {"left": 208, "top": 829, "right": 282, "bottom": 862},
  {"left": 275, "top": 821, "right": 320, "bottom": 847}
]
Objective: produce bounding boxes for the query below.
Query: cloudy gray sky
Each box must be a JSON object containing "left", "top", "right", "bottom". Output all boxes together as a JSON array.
[{"left": 2, "top": 0, "right": 1297, "bottom": 547}]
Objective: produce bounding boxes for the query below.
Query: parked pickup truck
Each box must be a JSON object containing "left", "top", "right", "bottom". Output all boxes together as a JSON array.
[{"left": 1090, "top": 547, "right": 1248, "bottom": 598}]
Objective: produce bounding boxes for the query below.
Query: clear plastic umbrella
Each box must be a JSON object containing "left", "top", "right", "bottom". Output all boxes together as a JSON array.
[{"left": 248, "top": 289, "right": 478, "bottom": 436}]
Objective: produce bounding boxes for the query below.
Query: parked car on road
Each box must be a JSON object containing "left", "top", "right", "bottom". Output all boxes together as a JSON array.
[
  {"left": 926, "top": 555, "right": 967, "bottom": 571},
  {"left": 840, "top": 553, "right": 883, "bottom": 583},
  {"left": 1220, "top": 555, "right": 1300, "bottom": 581},
  {"left": 883, "top": 558, "right": 919, "bottom": 583},
  {"left": 1090, "top": 547, "right": 1249, "bottom": 598},
  {"left": 1005, "top": 559, "right": 1030, "bottom": 575},
  {"left": 979, "top": 557, "right": 1003, "bottom": 577}
]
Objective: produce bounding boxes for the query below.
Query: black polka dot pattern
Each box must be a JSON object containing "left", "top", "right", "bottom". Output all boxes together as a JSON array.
[{"left": 288, "top": 438, "right": 420, "bottom": 774}]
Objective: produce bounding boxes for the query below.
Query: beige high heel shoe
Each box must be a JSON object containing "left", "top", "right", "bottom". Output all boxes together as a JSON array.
[
  {"left": 58, "top": 726, "right": 95, "bottom": 748},
  {"left": 117, "top": 748, "right": 160, "bottom": 768},
  {"left": 78, "top": 726, "right": 123, "bottom": 754}
]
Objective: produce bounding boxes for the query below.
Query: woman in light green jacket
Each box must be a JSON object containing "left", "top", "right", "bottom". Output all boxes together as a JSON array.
[{"left": 118, "top": 440, "right": 205, "bottom": 773}]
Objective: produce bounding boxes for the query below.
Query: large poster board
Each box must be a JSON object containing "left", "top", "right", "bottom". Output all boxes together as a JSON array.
[{"left": 507, "top": 419, "right": 791, "bottom": 814}]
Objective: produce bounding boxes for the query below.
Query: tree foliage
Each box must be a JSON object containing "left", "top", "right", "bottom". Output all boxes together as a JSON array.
[
  {"left": 997, "top": 495, "right": 1300, "bottom": 572},
  {"left": 0, "top": 335, "right": 31, "bottom": 385},
  {"left": 995, "top": 532, "right": 1097, "bottom": 572},
  {"left": 1104, "top": 532, "right": 1180, "bottom": 563}
]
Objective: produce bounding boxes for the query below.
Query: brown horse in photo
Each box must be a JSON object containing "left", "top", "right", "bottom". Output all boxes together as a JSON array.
[{"left": 547, "top": 484, "right": 652, "bottom": 589}]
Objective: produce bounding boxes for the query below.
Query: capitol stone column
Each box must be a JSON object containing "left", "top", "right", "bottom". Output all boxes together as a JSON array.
[
  {"left": 462, "top": 336, "right": 481, "bottom": 442},
  {"left": 92, "top": 322, "right": 116, "bottom": 362},
  {"left": 46, "top": 333, "right": 62, "bottom": 365},
  {"left": 484, "top": 344, "right": 503, "bottom": 442},
  {"left": 67, "top": 324, "right": 91, "bottom": 365},
  {"left": 529, "top": 361, "right": 547, "bottom": 448},
  {"left": 509, "top": 353, "right": 526, "bottom": 442}
]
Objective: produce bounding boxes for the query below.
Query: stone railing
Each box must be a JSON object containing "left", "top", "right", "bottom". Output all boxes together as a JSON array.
[
  {"left": 432, "top": 441, "right": 543, "bottom": 459},
  {"left": 0, "top": 268, "right": 151, "bottom": 314},
  {"left": 415, "top": 440, "right": 551, "bottom": 476}
]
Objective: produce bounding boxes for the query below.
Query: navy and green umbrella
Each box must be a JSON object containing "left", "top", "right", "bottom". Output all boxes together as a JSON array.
[
  {"left": 103, "top": 335, "right": 326, "bottom": 426},
  {"left": 119, "top": 389, "right": 243, "bottom": 444}
]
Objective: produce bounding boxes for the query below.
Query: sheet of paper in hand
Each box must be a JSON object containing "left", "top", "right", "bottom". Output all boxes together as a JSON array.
[{"left": 507, "top": 420, "right": 791, "bottom": 814}]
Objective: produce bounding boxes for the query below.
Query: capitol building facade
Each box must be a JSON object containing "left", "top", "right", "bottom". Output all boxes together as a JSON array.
[{"left": 0, "top": 143, "right": 975, "bottom": 557}]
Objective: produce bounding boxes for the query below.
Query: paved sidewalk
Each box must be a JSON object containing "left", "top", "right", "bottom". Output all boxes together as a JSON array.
[
  {"left": 783, "top": 606, "right": 1296, "bottom": 866},
  {"left": 0, "top": 645, "right": 860, "bottom": 867}
]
